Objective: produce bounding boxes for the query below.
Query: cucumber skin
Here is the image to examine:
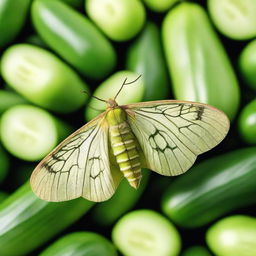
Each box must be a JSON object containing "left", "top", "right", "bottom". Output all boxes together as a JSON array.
[
  {"left": 39, "top": 232, "right": 118, "bottom": 256},
  {"left": 0, "top": 0, "right": 31, "bottom": 47},
  {"left": 32, "top": 0, "right": 116, "bottom": 79},
  {"left": 162, "top": 147, "right": 256, "bottom": 228},
  {"left": 162, "top": 2, "right": 240, "bottom": 120},
  {"left": 126, "top": 22, "right": 170, "bottom": 101},
  {"left": 0, "top": 182, "right": 94, "bottom": 256}
]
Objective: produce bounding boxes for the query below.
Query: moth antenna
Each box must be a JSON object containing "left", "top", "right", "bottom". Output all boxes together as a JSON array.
[
  {"left": 82, "top": 90, "right": 107, "bottom": 103},
  {"left": 114, "top": 75, "right": 142, "bottom": 100}
]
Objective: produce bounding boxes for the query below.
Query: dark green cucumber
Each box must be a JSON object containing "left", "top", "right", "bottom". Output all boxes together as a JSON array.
[
  {"left": 93, "top": 169, "right": 149, "bottom": 226},
  {"left": 126, "top": 22, "right": 170, "bottom": 100},
  {"left": 39, "top": 232, "right": 118, "bottom": 256},
  {"left": 0, "top": 182, "right": 94, "bottom": 256},
  {"left": 32, "top": 0, "right": 116, "bottom": 79},
  {"left": 0, "top": 0, "right": 31, "bottom": 47},
  {"left": 162, "top": 147, "right": 256, "bottom": 228}
]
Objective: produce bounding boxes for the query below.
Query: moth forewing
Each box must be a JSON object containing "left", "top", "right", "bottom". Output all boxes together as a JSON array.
[
  {"left": 30, "top": 111, "right": 122, "bottom": 202},
  {"left": 124, "top": 100, "right": 229, "bottom": 177}
]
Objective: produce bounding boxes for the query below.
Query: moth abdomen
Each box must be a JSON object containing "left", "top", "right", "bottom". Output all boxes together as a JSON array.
[{"left": 107, "top": 108, "right": 142, "bottom": 189}]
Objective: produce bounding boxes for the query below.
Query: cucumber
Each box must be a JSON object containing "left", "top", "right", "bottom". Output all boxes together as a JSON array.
[
  {"left": 0, "top": 145, "right": 10, "bottom": 183},
  {"left": 86, "top": 0, "right": 145, "bottom": 41},
  {"left": 208, "top": 0, "right": 256, "bottom": 40},
  {"left": 162, "top": 147, "right": 256, "bottom": 228},
  {"left": 0, "top": 0, "right": 31, "bottom": 47},
  {"left": 0, "top": 90, "right": 27, "bottom": 115},
  {"left": 0, "top": 105, "right": 71, "bottom": 161},
  {"left": 93, "top": 169, "right": 149, "bottom": 226},
  {"left": 32, "top": 0, "right": 117, "bottom": 79},
  {"left": 1, "top": 44, "right": 89, "bottom": 113},
  {"left": 85, "top": 70, "right": 144, "bottom": 120},
  {"left": 239, "top": 39, "right": 256, "bottom": 90},
  {"left": 206, "top": 215, "right": 256, "bottom": 256},
  {"left": 0, "top": 182, "right": 94, "bottom": 256},
  {"left": 238, "top": 99, "right": 256, "bottom": 144},
  {"left": 162, "top": 2, "right": 240, "bottom": 120},
  {"left": 126, "top": 22, "right": 170, "bottom": 100},
  {"left": 39, "top": 232, "right": 118, "bottom": 256},
  {"left": 112, "top": 209, "right": 181, "bottom": 256}
]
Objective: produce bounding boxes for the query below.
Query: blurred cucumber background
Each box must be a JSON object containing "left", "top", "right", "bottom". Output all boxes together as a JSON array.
[{"left": 0, "top": 0, "right": 256, "bottom": 255}]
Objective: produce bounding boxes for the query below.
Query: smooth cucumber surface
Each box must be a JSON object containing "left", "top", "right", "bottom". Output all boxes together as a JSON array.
[
  {"left": 0, "top": 182, "right": 94, "bottom": 256},
  {"left": 32, "top": 0, "right": 116, "bottom": 79},
  {"left": 162, "top": 147, "right": 256, "bottom": 228},
  {"left": 126, "top": 22, "right": 169, "bottom": 100}
]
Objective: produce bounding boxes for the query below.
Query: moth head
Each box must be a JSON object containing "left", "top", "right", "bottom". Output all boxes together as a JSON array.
[{"left": 107, "top": 98, "right": 118, "bottom": 108}]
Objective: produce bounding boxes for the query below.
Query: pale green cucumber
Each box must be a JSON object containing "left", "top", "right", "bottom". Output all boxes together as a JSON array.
[
  {"left": 1, "top": 44, "right": 89, "bottom": 113},
  {"left": 0, "top": 105, "right": 71, "bottom": 161},
  {"left": 112, "top": 209, "right": 181, "bottom": 256},
  {"left": 206, "top": 215, "right": 256, "bottom": 256}
]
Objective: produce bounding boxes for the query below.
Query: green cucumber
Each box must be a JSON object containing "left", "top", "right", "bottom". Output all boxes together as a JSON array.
[
  {"left": 238, "top": 99, "right": 256, "bottom": 144},
  {"left": 0, "top": 90, "right": 27, "bottom": 115},
  {"left": 0, "top": 182, "right": 94, "bottom": 256},
  {"left": 126, "top": 22, "right": 169, "bottom": 100},
  {"left": 162, "top": 2, "right": 240, "bottom": 120},
  {"left": 112, "top": 209, "right": 181, "bottom": 256},
  {"left": 85, "top": 70, "right": 144, "bottom": 121},
  {"left": 239, "top": 39, "right": 256, "bottom": 90},
  {"left": 0, "top": 145, "right": 10, "bottom": 183},
  {"left": 208, "top": 0, "right": 256, "bottom": 40},
  {"left": 32, "top": 0, "right": 117, "bottom": 79},
  {"left": 0, "top": 0, "right": 31, "bottom": 47},
  {"left": 1, "top": 44, "right": 89, "bottom": 113},
  {"left": 86, "top": 0, "right": 145, "bottom": 41},
  {"left": 162, "top": 147, "right": 256, "bottom": 228},
  {"left": 0, "top": 105, "right": 71, "bottom": 161},
  {"left": 39, "top": 232, "right": 118, "bottom": 256},
  {"left": 93, "top": 169, "right": 149, "bottom": 226},
  {"left": 206, "top": 215, "right": 256, "bottom": 256}
]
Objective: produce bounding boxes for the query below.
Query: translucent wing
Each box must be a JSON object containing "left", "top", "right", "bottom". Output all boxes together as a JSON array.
[
  {"left": 30, "top": 112, "right": 123, "bottom": 202},
  {"left": 124, "top": 100, "right": 229, "bottom": 176}
]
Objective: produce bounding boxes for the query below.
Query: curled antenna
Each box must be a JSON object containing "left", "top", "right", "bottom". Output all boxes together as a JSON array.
[
  {"left": 114, "top": 75, "right": 142, "bottom": 100},
  {"left": 82, "top": 90, "right": 107, "bottom": 103}
]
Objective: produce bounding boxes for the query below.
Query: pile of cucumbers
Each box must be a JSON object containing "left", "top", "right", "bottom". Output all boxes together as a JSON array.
[{"left": 1, "top": 0, "right": 256, "bottom": 255}]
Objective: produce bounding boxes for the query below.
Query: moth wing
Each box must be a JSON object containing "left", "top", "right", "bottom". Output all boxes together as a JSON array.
[
  {"left": 124, "top": 100, "right": 229, "bottom": 176},
  {"left": 30, "top": 112, "right": 123, "bottom": 202}
]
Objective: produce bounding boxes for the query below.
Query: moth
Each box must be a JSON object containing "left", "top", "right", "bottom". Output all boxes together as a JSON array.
[{"left": 30, "top": 76, "right": 230, "bottom": 202}]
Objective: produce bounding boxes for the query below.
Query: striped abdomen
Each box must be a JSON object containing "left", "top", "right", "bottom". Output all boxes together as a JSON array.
[{"left": 106, "top": 108, "right": 142, "bottom": 188}]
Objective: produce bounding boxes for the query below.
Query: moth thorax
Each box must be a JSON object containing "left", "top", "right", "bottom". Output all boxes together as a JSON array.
[{"left": 107, "top": 108, "right": 142, "bottom": 189}]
